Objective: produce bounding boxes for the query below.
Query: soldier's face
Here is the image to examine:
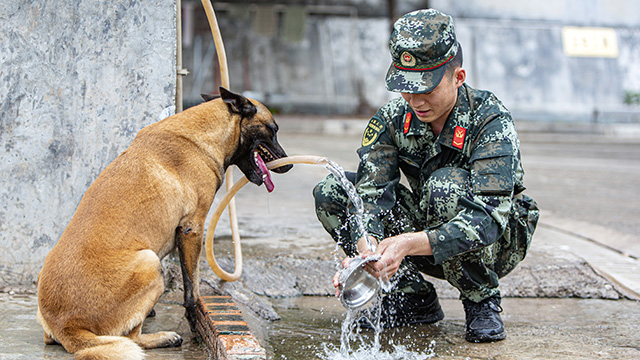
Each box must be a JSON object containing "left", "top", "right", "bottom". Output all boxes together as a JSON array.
[{"left": 401, "top": 67, "right": 466, "bottom": 131}]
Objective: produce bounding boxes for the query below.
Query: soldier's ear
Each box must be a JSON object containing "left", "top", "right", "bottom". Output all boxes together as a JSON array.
[{"left": 220, "top": 87, "right": 257, "bottom": 118}]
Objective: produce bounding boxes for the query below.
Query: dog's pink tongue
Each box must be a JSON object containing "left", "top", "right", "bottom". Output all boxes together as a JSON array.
[{"left": 255, "top": 153, "right": 274, "bottom": 193}]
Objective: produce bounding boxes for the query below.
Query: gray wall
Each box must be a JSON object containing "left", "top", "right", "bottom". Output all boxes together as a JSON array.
[
  {"left": 182, "top": 3, "right": 395, "bottom": 114},
  {"left": 182, "top": 0, "right": 640, "bottom": 122},
  {"left": 433, "top": 0, "right": 640, "bottom": 27},
  {"left": 436, "top": 0, "right": 640, "bottom": 122},
  {"left": 0, "top": 0, "right": 176, "bottom": 289}
]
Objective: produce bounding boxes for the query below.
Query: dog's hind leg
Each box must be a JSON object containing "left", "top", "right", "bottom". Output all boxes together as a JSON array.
[
  {"left": 43, "top": 331, "right": 58, "bottom": 345},
  {"left": 37, "top": 308, "right": 59, "bottom": 345},
  {"left": 123, "top": 249, "right": 183, "bottom": 349}
]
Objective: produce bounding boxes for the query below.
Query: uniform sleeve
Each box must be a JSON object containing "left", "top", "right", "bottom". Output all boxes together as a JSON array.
[
  {"left": 349, "top": 113, "right": 400, "bottom": 243},
  {"left": 427, "top": 115, "right": 518, "bottom": 264}
]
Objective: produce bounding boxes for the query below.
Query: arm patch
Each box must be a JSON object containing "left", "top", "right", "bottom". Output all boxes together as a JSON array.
[{"left": 362, "top": 118, "right": 385, "bottom": 147}]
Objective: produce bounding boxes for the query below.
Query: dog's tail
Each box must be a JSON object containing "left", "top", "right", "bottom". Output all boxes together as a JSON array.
[{"left": 67, "top": 331, "right": 144, "bottom": 360}]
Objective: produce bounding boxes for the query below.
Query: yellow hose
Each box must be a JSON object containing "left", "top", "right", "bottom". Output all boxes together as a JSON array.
[
  {"left": 200, "top": 0, "right": 243, "bottom": 278},
  {"left": 200, "top": 0, "right": 229, "bottom": 87},
  {"left": 198, "top": 1, "right": 329, "bottom": 282},
  {"left": 205, "top": 156, "right": 329, "bottom": 281}
]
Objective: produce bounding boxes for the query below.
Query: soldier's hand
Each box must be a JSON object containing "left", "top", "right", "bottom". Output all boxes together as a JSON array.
[
  {"left": 332, "top": 256, "right": 359, "bottom": 297},
  {"left": 366, "top": 235, "right": 405, "bottom": 280},
  {"left": 356, "top": 235, "right": 378, "bottom": 255}
]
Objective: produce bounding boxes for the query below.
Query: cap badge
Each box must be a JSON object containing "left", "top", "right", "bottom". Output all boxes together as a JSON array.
[{"left": 400, "top": 51, "right": 416, "bottom": 67}]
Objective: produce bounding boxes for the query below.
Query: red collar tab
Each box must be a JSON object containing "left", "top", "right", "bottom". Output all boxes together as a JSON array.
[
  {"left": 403, "top": 113, "right": 412, "bottom": 134},
  {"left": 452, "top": 126, "right": 466, "bottom": 150}
]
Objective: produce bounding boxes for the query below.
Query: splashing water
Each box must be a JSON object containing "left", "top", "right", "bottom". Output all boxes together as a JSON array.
[
  {"left": 318, "top": 341, "right": 437, "bottom": 360},
  {"left": 317, "top": 158, "right": 435, "bottom": 359},
  {"left": 320, "top": 158, "right": 375, "bottom": 253}
]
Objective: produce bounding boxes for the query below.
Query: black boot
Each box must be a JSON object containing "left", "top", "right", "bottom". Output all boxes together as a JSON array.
[
  {"left": 462, "top": 296, "right": 506, "bottom": 343},
  {"left": 360, "top": 281, "right": 444, "bottom": 329}
]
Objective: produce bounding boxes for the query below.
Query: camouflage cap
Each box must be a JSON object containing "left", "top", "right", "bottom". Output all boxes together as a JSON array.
[{"left": 385, "top": 9, "right": 458, "bottom": 94}]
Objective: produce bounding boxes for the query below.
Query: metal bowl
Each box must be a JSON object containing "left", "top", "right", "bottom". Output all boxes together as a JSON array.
[{"left": 338, "top": 255, "right": 381, "bottom": 309}]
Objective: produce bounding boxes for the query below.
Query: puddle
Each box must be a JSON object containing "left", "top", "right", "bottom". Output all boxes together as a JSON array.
[
  {"left": 257, "top": 296, "right": 445, "bottom": 360},
  {"left": 250, "top": 295, "right": 640, "bottom": 360}
]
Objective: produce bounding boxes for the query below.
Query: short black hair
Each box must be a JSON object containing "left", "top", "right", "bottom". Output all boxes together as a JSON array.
[{"left": 445, "top": 43, "right": 463, "bottom": 77}]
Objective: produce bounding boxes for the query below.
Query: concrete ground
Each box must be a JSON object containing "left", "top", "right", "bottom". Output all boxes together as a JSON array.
[{"left": 1, "top": 117, "right": 639, "bottom": 359}]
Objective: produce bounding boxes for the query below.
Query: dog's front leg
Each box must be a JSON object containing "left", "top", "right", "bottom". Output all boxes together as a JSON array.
[{"left": 176, "top": 224, "right": 202, "bottom": 332}]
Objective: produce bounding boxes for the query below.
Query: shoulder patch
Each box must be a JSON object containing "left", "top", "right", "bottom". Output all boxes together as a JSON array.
[{"left": 362, "top": 118, "right": 385, "bottom": 147}]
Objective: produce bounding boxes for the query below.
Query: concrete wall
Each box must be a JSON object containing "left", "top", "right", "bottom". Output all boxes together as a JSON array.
[
  {"left": 0, "top": 0, "right": 176, "bottom": 289},
  {"left": 432, "top": 0, "right": 640, "bottom": 27},
  {"left": 182, "top": 4, "right": 394, "bottom": 114},
  {"left": 182, "top": 0, "right": 640, "bottom": 122},
  {"left": 455, "top": 19, "right": 640, "bottom": 122},
  {"left": 435, "top": 0, "right": 640, "bottom": 122}
]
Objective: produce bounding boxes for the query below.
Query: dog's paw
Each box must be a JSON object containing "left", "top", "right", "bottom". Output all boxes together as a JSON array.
[
  {"left": 155, "top": 331, "right": 183, "bottom": 348},
  {"left": 164, "top": 332, "right": 183, "bottom": 348},
  {"left": 146, "top": 307, "right": 156, "bottom": 318},
  {"left": 137, "top": 331, "right": 183, "bottom": 349}
]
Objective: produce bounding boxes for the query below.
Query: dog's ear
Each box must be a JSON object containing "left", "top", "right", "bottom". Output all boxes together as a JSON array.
[
  {"left": 220, "top": 87, "right": 257, "bottom": 118},
  {"left": 201, "top": 93, "right": 220, "bottom": 102}
]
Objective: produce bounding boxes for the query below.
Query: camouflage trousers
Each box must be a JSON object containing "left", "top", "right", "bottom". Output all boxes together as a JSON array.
[{"left": 313, "top": 167, "right": 538, "bottom": 303}]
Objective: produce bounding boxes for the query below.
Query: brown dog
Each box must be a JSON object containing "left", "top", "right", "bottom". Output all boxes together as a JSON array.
[{"left": 36, "top": 88, "right": 292, "bottom": 359}]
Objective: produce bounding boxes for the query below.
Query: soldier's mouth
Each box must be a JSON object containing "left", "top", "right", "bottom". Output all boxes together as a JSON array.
[{"left": 415, "top": 109, "right": 430, "bottom": 117}]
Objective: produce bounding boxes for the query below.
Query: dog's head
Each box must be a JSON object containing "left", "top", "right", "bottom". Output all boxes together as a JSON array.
[{"left": 206, "top": 88, "right": 293, "bottom": 192}]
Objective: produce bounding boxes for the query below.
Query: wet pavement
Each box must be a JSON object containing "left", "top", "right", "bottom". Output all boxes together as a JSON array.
[
  {"left": 2, "top": 118, "right": 640, "bottom": 359},
  {"left": 261, "top": 296, "right": 640, "bottom": 359}
]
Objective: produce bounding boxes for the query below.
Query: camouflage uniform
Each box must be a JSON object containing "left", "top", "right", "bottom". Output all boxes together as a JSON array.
[
  {"left": 314, "top": 9, "right": 539, "bottom": 303},
  {"left": 313, "top": 84, "right": 539, "bottom": 302}
]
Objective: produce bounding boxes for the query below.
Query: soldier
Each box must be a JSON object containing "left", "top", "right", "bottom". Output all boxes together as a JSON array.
[{"left": 314, "top": 9, "right": 539, "bottom": 343}]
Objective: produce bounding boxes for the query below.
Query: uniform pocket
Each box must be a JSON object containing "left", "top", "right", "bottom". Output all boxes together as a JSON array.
[
  {"left": 493, "top": 193, "right": 539, "bottom": 278},
  {"left": 509, "top": 194, "right": 540, "bottom": 254},
  {"left": 470, "top": 141, "right": 515, "bottom": 196}
]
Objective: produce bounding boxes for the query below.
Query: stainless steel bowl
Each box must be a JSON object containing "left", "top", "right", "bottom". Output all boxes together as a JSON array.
[{"left": 338, "top": 255, "right": 381, "bottom": 309}]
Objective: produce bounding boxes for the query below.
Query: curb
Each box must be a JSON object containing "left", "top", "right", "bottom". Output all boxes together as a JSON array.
[{"left": 196, "top": 295, "right": 266, "bottom": 360}]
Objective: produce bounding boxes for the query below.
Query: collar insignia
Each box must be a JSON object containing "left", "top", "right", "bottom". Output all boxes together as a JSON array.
[
  {"left": 403, "top": 113, "right": 412, "bottom": 134},
  {"left": 452, "top": 126, "right": 466, "bottom": 150}
]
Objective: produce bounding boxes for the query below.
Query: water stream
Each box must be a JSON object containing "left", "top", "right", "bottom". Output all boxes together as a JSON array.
[
  {"left": 320, "top": 158, "right": 376, "bottom": 253},
  {"left": 316, "top": 158, "right": 435, "bottom": 359}
]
